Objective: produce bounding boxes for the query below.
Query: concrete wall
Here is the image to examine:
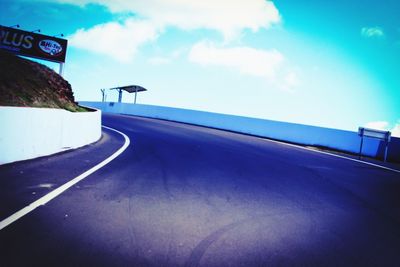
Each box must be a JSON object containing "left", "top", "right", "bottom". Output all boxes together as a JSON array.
[
  {"left": 0, "top": 107, "right": 102, "bottom": 165},
  {"left": 80, "top": 102, "right": 400, "bottom": 162}
]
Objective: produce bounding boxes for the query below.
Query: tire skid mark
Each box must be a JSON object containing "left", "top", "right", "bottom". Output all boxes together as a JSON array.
[
  {"left": 184, "top": 209, "right": 318, "bottom": 267},
  {"left": 184, "top": 221, "right": 243, "bottom": 267}
]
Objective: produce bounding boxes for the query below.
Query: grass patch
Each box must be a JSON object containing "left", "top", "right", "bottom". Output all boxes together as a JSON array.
[{"left": 0, "top": 50, "right": 88, "bottom": 112}]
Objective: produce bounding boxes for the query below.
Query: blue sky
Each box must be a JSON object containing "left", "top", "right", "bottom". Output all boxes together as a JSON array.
[{"left": 1, "top": 0, "right": 399, "bottom": 135}]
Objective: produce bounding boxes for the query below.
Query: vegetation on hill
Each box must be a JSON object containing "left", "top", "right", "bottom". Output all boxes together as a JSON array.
[{"left": 0, "top": 50, "right": 86, "bottom": 112}]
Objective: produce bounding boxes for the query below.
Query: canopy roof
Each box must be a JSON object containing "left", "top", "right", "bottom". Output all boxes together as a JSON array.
[{"left": 110, "top": 85, "right": 147, "bottom": 93}]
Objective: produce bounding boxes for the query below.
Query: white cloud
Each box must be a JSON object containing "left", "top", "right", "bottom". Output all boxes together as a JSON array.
[
  {"left": 63, "top": 1, "right": 281, "bottom": 61},
  {"left": 189, "top": 41, "right": 284, "bottom": 79},
  {"left": 188, "top": 41, "right": 302, "bottom": 91},
  {"left": 283, "top": 71, "right": 301, "bottom": 90},
  {"left": 69, "top": 19, "right": 159, "bottom": 62},
  {"left": 58, "top": 0, "right": 280, "bottom": 39},
  {"left": 147, "top": 48, "right": 186, "bottom": 65},
  {"left": 392, "top": 123, "right": 400, "bottom": 137},
  {"left": 148, "top": 56, "right": 170, "bottom": 65},
  {"left": 361, "top": 26, "right": 385, "bottom": 38},
  {"left": 364, "top": 120, "right": 400, "bottom": 137},
  {"left": 364, "top": 121, "right": 389, "bottom": 131}
]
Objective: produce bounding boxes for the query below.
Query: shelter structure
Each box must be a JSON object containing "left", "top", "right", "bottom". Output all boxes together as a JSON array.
[{"left": 109, "top": 85, "right": 147, "bottom": 104}]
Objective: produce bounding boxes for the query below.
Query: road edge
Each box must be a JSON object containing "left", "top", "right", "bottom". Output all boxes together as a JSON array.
[{"left": 0, "top": 125, "right": 130, "bottom": 231}]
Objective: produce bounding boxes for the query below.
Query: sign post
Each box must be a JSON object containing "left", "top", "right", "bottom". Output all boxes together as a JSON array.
[
  {"left": 100, "top": 89, "right": 106, "bottom": 102},
  {"left": 0, "top": 25, "right": 68, "bottom": 76},
  {"left": 59, "top": 63, "right": 65, "bottom": 77},
  {"left": 358, "top": 127, "right": 391, "bottom": 162}
]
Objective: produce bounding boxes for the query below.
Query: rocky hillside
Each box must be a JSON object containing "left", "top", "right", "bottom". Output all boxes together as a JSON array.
[{"left": 0, "top": 50, "right": 85, "bottom": 112}]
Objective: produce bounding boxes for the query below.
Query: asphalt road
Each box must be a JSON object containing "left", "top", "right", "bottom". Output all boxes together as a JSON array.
[{"left": 1, "top": 113, "right": 400, "bottom": 267}]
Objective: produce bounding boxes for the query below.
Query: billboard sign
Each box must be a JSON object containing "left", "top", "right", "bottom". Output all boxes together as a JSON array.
[{"left": 0, "top": 25, "right": 67, "bottom": 63}]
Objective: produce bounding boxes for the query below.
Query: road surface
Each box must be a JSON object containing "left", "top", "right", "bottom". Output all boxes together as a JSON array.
[{"left": 1, "top": 113, "right": 400, "bottom": 267}]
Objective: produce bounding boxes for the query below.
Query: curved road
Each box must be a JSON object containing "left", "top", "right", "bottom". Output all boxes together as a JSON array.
[{"left": 1, "top": 113, "right": 400, "bottom": 266}]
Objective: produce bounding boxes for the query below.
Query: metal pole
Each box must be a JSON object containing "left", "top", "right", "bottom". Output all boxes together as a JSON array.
[
  {"left": 384, "top": 142, "right": 388, "bottom": 162},
  {"left": 101, "top": 89, "right": 105, "bottom": 102},
  {"left": 118, "top": 89, "right": 122, "bottom": 103},
  {"left": 59, "top": 63, "right": 64, "bottom": 77},
  {"left": 134, "top": 88, "right": 138, "bottom": 104},
  {"left": 359, "top": 136, "right": 364, "bottom": 160}
]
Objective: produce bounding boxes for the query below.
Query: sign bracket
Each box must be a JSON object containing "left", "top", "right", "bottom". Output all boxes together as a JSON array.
[{"left": 358, "top": 127, "right": 391, "bottom": 162}]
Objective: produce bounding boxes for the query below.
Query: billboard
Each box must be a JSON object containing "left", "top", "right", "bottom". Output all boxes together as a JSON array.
[{"left": 0, "top": 25, "right": 68, "bottom": 63}]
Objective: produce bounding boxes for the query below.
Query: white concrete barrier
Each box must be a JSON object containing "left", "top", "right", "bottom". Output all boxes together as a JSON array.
[
  {"left": 0, "top": 107, "right": 101, "bottom": 165},
  {"left": 81, "top": 101, "right": 399, "bottom": 162}
]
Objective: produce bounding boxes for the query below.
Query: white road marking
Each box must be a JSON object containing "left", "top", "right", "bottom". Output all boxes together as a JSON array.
[
  {"left": 125, "top": 114, "right": 400, "bottom": 173},
  {"left": 0, "top": 125, "right": 130, "bottom": 231},
  {"left": 120, "top": 114, "right": 400, "bottom": 173},
  {"left": 260, "top": 137, "right": 400, "bottom": 173}
]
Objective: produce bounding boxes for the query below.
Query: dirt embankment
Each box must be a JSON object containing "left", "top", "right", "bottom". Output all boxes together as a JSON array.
[{"left": 0, "top": 50, "right": 85, "bottom": 112}]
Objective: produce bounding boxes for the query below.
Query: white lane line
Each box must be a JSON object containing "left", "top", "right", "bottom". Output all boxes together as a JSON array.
[
  {"left": 260, "top": 137, "right": 400, "bottom": 173},
  {"left": 0, "top": 125, "right": 130, "bottom": 231}
]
